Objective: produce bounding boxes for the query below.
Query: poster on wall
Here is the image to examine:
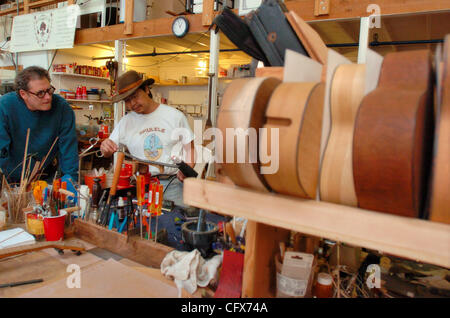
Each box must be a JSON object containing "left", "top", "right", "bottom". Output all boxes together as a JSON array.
[{"left": 9, "top": 5, "right": 80, "bottom": 53}]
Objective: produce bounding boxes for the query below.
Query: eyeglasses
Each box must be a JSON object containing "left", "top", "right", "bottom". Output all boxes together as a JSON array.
[{"left": 27, "top": 86, "right": 56, "bottom": 99}]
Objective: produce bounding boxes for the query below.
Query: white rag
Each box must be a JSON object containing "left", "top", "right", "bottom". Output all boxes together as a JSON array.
[{"left": 160, "top": 249, "right": 223, "bottom": 297}]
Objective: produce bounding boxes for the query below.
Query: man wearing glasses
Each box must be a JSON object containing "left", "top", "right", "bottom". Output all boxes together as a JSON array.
[{"left": 0, "top": 66, "right": 78, "bottom": 183}]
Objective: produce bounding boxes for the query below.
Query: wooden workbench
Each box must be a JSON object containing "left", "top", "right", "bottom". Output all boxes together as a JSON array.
[{"left": 0, "top": 222, "right": 213, "bottom": 298}]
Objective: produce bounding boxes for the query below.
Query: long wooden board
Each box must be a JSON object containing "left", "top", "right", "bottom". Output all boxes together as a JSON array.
[
  {"left": 73, "top": 219, "right": 173, "bottom": 268},
  {"left": 242, "top": 221, "right": 290, "bottom": 298},
  {"left": 183, "top": 179, "right": 450, "bottom": 268}
]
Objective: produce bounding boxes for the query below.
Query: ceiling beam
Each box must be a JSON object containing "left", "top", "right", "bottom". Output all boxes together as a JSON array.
[
  {"left": 75, "top": 14, "right": 209, "bottom": 45},
  {"left": 286, "top": 0, "right": 450, "bottom": 22}
]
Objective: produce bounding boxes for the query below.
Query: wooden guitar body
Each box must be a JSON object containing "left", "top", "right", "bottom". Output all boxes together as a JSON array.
[
  {"left": 262, "top": 82, "right": 325, "bottom": 199},
  {"left": 353, "top": 50, "right": 434, "bottom": 218},
  {"left": 320, "top": 64, "right": 366, "bottom": 206},
  {"left": 217, "top": 77, "right": 281, "bottom": 192},
  {"left": 430, "top": 35, "right": 450, "bottom": 224}
]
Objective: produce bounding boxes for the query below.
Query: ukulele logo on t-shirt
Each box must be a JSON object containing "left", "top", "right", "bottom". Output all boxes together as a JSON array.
[{"left": 144, "top": 133, "right": 163, "bottom": 161}]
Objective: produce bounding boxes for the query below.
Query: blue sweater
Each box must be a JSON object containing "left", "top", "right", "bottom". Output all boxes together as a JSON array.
[{"left": 0, "top": 92, "right": 79, "bottom": 183}]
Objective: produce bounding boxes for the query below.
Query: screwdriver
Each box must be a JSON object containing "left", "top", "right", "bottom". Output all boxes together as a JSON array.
[
  {"left": 136, "top": 174, "right": 145, "bottom": 239},
  {"left": 147, "top": 182, "right": 154, "bottom": 240},
  {"left": 101, "top": 149, "right": 125, "bottom": 227},
  {"left": 154, "top": 183, "right": 163, "bottom": 243}
]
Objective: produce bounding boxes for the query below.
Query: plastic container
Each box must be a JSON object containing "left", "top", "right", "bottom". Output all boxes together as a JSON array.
[
  {"left": 43, "top": 210, "right": 67, "bottom": 241},
  {"left": 25, "top": 212, "right": 45, "bottom": 235},
  {"left": 84, "top": 174, "right": 106, "bottom": 193},
  {"left": 4, "top": 188, "right": 35, "bottom": 223},
  {"left": 275, "top": 252, "right": 315, "bottom": 298},
  {"left": 314, "top": 272, "right": 333, "bottom": 298},
  {"left": 117, "top": 164, "right": 133, "bottom": 189}
]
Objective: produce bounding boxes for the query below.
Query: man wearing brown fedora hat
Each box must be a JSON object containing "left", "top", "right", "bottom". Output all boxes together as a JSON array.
[{"left": 100, "top": 70, "right": 195, "bottom": 208}]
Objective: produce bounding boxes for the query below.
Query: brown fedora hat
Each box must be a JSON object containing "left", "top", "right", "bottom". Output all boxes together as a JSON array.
[{"left": 112, "top": 70, "right": 155, "bottom": 103}]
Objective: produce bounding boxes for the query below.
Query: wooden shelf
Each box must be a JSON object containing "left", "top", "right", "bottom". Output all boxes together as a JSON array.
[
  {"left": 52, "top": 72, "right": 110, "bottom": 81},
  {"left": 67, "top": 99, "right": 112, "bottom": 104},
  {"left": 184, "top": 178, "right": 450, "bottom": 268},
  {"left": 154, "top": 83, "right": 208, "bottom": 87}
]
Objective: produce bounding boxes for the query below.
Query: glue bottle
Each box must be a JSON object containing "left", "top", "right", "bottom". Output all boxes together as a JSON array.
[
  {"left": 118, "top": 197, "right": 125, "bottom": 221},
  {"left": 314, "top": 273, "right": 333, "bottom": 298}
]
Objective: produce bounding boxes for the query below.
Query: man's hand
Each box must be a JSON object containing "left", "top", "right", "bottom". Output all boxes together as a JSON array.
[
  {"left": 100, "top": 138, "right": 118, "bottom": 158},
  {"left": 176, "top": 170, "right": 185, "bottom": 182}
]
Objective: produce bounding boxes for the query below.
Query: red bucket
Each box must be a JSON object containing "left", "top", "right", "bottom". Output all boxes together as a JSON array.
[{"left": 43, "top": 210, "right": 67, "bottom": 241}]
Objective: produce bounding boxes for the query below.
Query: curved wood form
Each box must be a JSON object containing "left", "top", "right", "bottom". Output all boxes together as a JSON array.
[
  {"left": 430, "top": 35, "right": 450, "bottom": 224},
  {"left": 217, "top": 77, "right": 281, "bottom": 192},
  {"left": 353, "top": 50, "right": 434, "bottom": 218},
  {"left": 262, "top": 82, "right": 325, "bottom": 199},
  {"left": 286, "top": 11, "right": 328, "bottom": 66},
  {"left": 320, "top": 64, "right": 366, "bottom": 206}
]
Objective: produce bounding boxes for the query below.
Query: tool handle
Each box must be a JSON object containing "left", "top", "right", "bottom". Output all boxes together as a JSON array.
[
  {"left": 62, "top": 206, "right": 81, "bottom": 214},
  {"left": 0, "top": 278, "right": 44, "bottom": 288},
  {"left": 91, "top": 178, "right": 102, "bottom": 208},
  {"left": 226, "top": 222, "right": 237, "bottom": 245},
  {"left": 58, "top": 188, "right": 75, "bottom": 197},
  {"left": 177, "top": 161, "right": 198, "bottom": 178},
  {"left": 110, "top": 151, "right": 125, "bottom": 196},
  {"left": 136, "top": 175, "right": 144, "bottom": 205}
]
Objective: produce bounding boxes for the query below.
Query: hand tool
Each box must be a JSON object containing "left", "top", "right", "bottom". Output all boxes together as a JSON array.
[
  {"left": 96, "top": 189, "right": 107, "bottom": 223},
  {"left": 121, "top": 147, "right": 198, "bottom": 178},
  {"left": 90, "top": 178, "right": 102, "bottom": 223},
  {"left": 136, "top": 174, "right": 145, "bottom": 239},
  {"left": 147, "top": 183, "right": 155, "bottom": 240},
  {"left": 0, "top": 279, "right": 44, "bottom": 288},
  {"left": 33, "top": 184, "right": 43, "bottom": 206},
  {"left": 61, "top": 181, "right": 67, "bottom": 208},
  {"left": 154, "top": 184, "right": 163, "bottom": 243},
  {"left": 101, "top": 146, "right": 125, "bottom": 226},
  {"left": 126, "top": 191, "right": 133, "bottom": 242},
  {"left": 53, "top": 179, "right": 61, "bottom": 214},
  {"left": 79, "top": 137, "right": 103, "bottom": 157}
]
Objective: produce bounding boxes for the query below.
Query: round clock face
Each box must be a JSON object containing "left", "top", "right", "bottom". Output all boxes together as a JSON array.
[{"left": 172, "top": 17, "right": 189, "bottom": 38}]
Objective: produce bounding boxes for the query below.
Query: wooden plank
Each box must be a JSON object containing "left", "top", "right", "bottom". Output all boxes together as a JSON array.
[
  {"left": 0, "top": 0, "right": 65, "bottom": 16},
  {"left": 73, "top": 219, "right": 173, "bottom": 268},
  {"left": 24, "top": 0, "right": 30, "bottom": 14},
  {"left": 242, "top": 221, "right": 290, "bottom": 298},
  {"left": 183, "top": 179, "right": 450, "bottom": 268},
  {"left": 75, "top": 14, "right": 209, "bottom": 45},
  {"left": 124, "top": 0, "right": 134, "bottom": 35},
  {"left": 19, "top": 258, "right": 188, "bottom": 298},
  {"left": 202, "top": 0, "right": 215, "bottom": 26},
  {"left": 286, "top": 0, "right": 450, "bottom": 22},
  {"left": 0, "top": 251, "right": 68, "bottom": 298},
  {"left": 0, "top": 65, "right": 23, "bottom": 71}
]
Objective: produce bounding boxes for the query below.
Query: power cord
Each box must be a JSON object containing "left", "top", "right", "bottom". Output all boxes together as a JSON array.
[{"left": 163, "top": 174, "right": 177, "bottom": 195}]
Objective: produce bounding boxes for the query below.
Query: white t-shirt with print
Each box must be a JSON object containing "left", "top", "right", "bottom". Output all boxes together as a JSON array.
[{"left": 109, "top": 104, "right": 194, "bottom": 175}]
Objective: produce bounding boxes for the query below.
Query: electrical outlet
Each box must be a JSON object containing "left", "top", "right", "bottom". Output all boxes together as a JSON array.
[{"left": 314, "top": 0, "right": 330, "bottom": 16}]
